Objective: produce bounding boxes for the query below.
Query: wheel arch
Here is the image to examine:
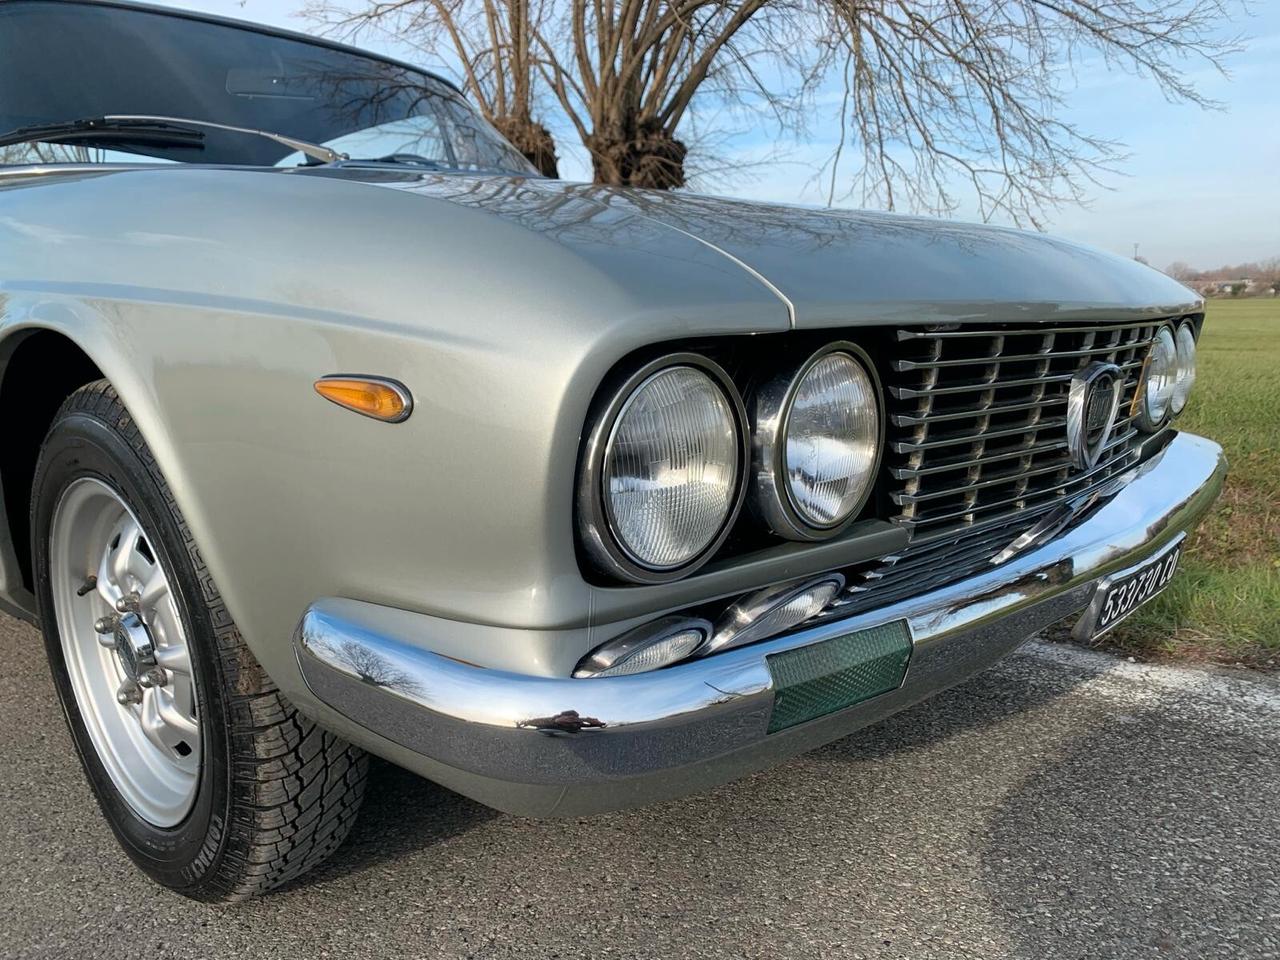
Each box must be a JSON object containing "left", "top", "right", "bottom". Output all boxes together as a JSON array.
[
  {"left": 0, "top": 326, "right": 108, "bottom": 617},
  {"left": 0, "top": 319, "right": 191, "bottom": 625},
  {"left": 0, "top": 305, "right": 283, "bottom": 684}
]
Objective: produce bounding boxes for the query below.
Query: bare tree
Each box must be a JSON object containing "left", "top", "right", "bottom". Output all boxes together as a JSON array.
[
  {"left": 309, "top": 636, "right": 424, "bottom": 694},
  {"left": 0, "top": 142, "right": 110, "bottom": 164},
  {"left": 307, "top": 0, "right": 560, "bottom": 175},
  {"left": 534, "top": 0, "right": 817, "bottom": 188},
  {"left": 309, "top": 0, "right": 1242, "bottom": 222},
  {"left": 807, "top": 0, "right": 1244, "bottom": 225}
]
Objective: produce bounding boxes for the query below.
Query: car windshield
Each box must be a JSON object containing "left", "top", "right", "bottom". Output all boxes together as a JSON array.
[{"left": 0, "top": 1, "right": 537, "bottom": 174}]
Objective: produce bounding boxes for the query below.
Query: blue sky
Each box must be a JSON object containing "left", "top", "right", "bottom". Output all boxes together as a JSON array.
[{"left": 159, "top": 0, "right": 1278, "bottom": 269}]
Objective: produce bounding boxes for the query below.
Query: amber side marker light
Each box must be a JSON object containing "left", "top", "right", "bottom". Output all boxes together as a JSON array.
[{"left": 314, "top": 376, "right": 413, "bottom": 423}]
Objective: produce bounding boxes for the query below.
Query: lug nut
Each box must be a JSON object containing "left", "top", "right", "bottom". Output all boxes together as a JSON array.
[
  {"left": 115, "top": 593, "right": 141, "bottom": 614},
  {"left": 137, "top": 668, "right": 167, "bottom": 690},
  {"left": 116, "top": 681, "right": 142, "bottom": 706},
  {"left": 94, "top": 616, "right": 117, "bottom": 634}
]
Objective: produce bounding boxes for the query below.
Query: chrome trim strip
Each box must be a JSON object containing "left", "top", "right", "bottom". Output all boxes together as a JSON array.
[
  {"left": 896, "top": 320, "right": 1171, "bottom": 339},
  {"left": 294, "top": 431, "right": 1225, "bottom": 816},
  {"left": 892, "top": 395, "right": 1067, "bottom": 427}
]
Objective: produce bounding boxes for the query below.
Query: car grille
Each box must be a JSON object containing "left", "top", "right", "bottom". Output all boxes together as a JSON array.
[{"left": 839, "top": 319, "right": 1161, "bottom": 612}]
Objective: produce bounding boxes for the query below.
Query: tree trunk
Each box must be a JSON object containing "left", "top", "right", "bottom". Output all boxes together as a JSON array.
[
  {"left": 492, "top": 115, "right": 560, "bottom": 178},
  {"left": 586, "top": 117, "right": 687, "bottom": 189}
]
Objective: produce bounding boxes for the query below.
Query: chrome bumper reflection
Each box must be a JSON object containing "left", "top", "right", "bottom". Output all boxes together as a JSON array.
[{"left": 294, "top": 431, "right": 1225, "bottom": 816}]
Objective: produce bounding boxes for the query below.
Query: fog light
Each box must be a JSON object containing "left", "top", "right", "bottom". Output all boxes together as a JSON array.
[
  {"left": 573, "top": 616, "right": 711, "bottom": 678},
  {"left": 702, "top": 573, "right": 846, "bottom": 657}
]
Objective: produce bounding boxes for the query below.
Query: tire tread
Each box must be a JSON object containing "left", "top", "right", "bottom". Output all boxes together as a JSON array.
[{"left": 52, "top": 380, "right": 367, "bottom": 901}]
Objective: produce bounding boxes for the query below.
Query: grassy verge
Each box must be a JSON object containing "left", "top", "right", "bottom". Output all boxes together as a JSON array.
[{"left": 1093, "top": 298, "right": 1280, "bottom": 669}]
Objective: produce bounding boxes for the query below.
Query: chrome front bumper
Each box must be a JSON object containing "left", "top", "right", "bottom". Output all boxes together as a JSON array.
[{"left": 294, "top": 432, "right": 1225, "bottom": 817}]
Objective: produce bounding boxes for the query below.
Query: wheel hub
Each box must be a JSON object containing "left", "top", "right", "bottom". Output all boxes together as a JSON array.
[
  {"left": 111, "top": 612, "right": 156, "bottom": 681},
  {"left": 96, "top": 601, "right": 170, "bottom": 699}
]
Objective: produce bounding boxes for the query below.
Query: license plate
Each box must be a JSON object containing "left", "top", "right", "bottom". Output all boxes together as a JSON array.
[{"left": 1073, "top": 535, "right": 1185, "bottom": 642}]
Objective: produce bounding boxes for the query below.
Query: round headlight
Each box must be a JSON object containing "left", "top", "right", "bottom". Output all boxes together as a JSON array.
[
  {"left": 1138, "top": 325, "right": 1178, "bottom": 431},
  {"left": 753, "top": 344, "right": 882, "bottom": 540},
  {"left": 1171, "top": 322, "right": 1197, "bottom": 416},
  {"left": 579, "top": 356, "right": 747, "bottom": 582}
]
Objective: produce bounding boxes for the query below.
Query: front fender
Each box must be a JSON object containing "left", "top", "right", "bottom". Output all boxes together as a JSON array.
[{"left": 0, "top": 165, "right": 788, "bottom": 705}]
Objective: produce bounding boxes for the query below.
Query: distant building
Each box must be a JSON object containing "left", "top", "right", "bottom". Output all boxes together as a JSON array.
[{"left": 1180, "top": 277, "right": 1255, "bottom": 295}]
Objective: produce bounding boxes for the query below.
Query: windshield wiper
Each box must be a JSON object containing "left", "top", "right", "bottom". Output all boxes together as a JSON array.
[
  {"left": 105, "top": 115, "right": 346, "bottom": 165},
  {"left": 0, "top": 116, "right": 205, "bottom": 150},
  {"left": 0, "top": 115, "right": 345, "bottom": 165}
]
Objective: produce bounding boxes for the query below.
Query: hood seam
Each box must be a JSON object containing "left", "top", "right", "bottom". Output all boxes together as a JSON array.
[{"left": 630, "top": 211, "right": 797, "bottom": 329}]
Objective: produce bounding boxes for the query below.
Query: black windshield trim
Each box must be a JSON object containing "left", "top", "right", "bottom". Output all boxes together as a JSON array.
[{"left": 5, "top": 0, "right": 462, "bottom": 95}]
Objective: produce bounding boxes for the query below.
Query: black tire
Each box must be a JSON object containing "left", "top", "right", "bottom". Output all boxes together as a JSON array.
[{"left": 31, "top": 380, "right": 368, "bottom": 901}]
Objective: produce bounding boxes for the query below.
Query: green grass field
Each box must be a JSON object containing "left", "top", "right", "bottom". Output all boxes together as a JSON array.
[{"left": 1101, "top": 298, "right": 1280, "bottom": 668}]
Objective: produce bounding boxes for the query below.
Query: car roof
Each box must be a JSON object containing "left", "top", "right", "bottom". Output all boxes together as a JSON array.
[{"left": 5, "top": 0, "right": 462, "bottom": 94}]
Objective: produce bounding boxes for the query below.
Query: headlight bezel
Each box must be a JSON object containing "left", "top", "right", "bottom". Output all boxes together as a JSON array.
[
  {"left": 1170, "top": 320, "right": 1197, "bottom": 416},
  {"left": 1136, "top": 323, "right": 1179, "bottom": 432},
  {"left": 751, "top": 341, "right": 884, "bottom": 541},
  {"left": 576, "top": 352, "right": 750, "bottom": 584}
]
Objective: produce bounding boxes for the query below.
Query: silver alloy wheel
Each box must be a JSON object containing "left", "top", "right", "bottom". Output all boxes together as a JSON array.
[{"left": 50, "top": 478, "right": 200, "bottom": 827}]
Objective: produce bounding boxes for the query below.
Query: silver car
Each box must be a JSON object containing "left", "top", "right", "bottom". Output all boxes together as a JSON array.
[{"left": 0, "top": 0, "right": 1224, "bottom": 900}]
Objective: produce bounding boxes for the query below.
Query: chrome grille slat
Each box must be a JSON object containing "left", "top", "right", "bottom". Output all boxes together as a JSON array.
[
  {"left": 891, "top": 372, "right": 1075, "bottom": 399},
  {"left": 892, "top": 396, "right": 1067, "bottom": 426},
  {"left": 894, "top": 344, "right": 1149, "bottom": 370},
  {"left": 896, "top": 320, "right": 1163, "bottom": 340},
  {"left": 889, "top": 437, "right": 1069, "bottom": 478},
  {"left": 891, "top": 449, "right": 1075, "bottom": 495},
  {"left": 899, "top": 446, "right": 1139, "bottom": 536},
  {"left": 892, "top": 415, "right": 1070, "bottom": 452},
  {"left": 838, "top": 318, "right": 1160, "bottom": 614}
]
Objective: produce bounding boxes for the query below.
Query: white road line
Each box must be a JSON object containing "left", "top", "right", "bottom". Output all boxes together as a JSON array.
[{"left": 1015, "top": 639, "right": 1280, "bottom": 723}]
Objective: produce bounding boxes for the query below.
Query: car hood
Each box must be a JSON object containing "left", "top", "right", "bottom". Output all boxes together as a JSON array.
[{"left": 353, "top": 171, "right": 1201, "bottom": 327}]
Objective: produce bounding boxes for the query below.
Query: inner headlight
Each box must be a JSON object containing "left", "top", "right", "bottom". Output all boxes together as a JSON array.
[
  {"left": 753, "top": 344, "right": 882, "bottom": 540},
  {"left": 578, "top": 356, "right": 746, "bottom": 582},
  {"left": 1138, "top": 325, "right": 1178, "bottom": 431},
  {"left": 1171, "top": 321, "right": 1197, "bottom": 416}
]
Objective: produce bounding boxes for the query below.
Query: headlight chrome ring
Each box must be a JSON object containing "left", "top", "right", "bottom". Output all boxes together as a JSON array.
[
  {"left": 576, "top": 353, "right": 749, "bottom": 584},
  {"left": 1170, "top": 320, "right": 1197, "bottom": 417},
  {"left": 751, "top": 342, "right": 884, "bottom": 541},
  {"left": 1136, "top": 324, "right": 1178, "bottom": 432}
]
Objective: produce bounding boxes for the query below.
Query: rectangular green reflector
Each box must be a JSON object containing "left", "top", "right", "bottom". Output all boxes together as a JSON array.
[{"left": 766, "top": 620, "right": 912, "bottom": 733}]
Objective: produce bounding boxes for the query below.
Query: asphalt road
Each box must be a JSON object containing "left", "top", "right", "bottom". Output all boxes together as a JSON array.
[{"left": 2, "top": 612, "right": 1278, "bottom": 960}]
